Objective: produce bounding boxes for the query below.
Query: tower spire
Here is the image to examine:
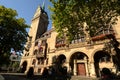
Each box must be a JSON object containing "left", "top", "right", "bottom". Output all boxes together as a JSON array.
[{"left": 42, "top": 0, "right": 45, "bottom": 10}]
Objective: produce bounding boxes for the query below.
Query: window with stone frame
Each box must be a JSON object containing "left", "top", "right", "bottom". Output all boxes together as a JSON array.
[
  {"left": 100, "top": 56, "right": 111, "bottom": 63},
  {"left": 33, "top": 49, "right": 38, "bottom": 55},
  {"left": 56, "top": 36, "right": 65, "bottom": 44},
  {"left": 38, "top": 60, "right": 40, "bottom": 65},
  {"left": 37, "top": 58, "right": 44, "bottom": 65},
  {"left": 35, "top": 41, "right": 38, "bottom": 46},
  {"left": 55, "top": 36, "right": 65, "bottom": 48},
  {"left": 41, "top": 40, "right": 47, "bottom": 46},
  {"left": 94, "top": 26, "right": 114, "bottom": 37},
  {"left": 41, "top": 58, "right": 44, "bottom": 64},
  {"left": 46, "top": 58, "right": 48, "bottom": 65},
  {"left": 71, "top": 33, "right": 85, "bottom": 44},
  {"left": 32, "top": 59, "right": 36, "bottom": 65},
  {"left": 38, "top": 68, "right": 41, "bottom": 73}
]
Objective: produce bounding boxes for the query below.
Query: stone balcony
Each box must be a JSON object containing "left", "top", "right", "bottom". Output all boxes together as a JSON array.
[
  {"left": 36, "top": 53, "right": 44, "bottom": 59},
  {"left": 55, "top": 39, "right": 112, "bottom": 51},
  {"left": 55, "top": 33, "right": 115, "bottom": 50}
]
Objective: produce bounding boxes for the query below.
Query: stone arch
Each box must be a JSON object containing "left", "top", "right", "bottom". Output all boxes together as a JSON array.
[
  {"left": 52, "top": 55, "right": 57, "bottom": 64},
  {"left": 68, "top": 50, "right": 89, "bottom": 62},
  {"left": 91, "top": 48, "right": 103, "bottom": 62},
  {"left": 21, "top": 60, "right": 27, "bottom": 73},
  {"left": 32, "top": 59, "right": 36, "bottom": 65},
  {"left": 57, "top": 54, "right": 66, "bottom": 65},
  {"left": 51, "top": 54, "right": 67, "bottom": 75},
  {"left": 69, "top": 51, "right": 89, "bottom": 76},
  {"left": 93, "top": 50, "right": 112, "bottom": 77},
  {"left": 26, "top": 67, "right": 34, "bottom": 78}
]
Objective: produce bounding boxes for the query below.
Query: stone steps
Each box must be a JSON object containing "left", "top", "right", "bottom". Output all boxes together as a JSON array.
[
  {"left": 0, "top": 75, "right": 5, "bottom": 80},
  {"left": 1, "top": 73, "right": 99, "bottom": 80},
  {"left": 71, "top": 76, "right": 98, "bottom": 80}
]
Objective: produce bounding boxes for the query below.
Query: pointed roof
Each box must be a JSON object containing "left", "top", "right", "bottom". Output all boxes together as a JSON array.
[
  {"left": 33, "top": 5, "right": 41, "bottom": 19},
  {"left": 42, "top": 1, "right": 45, "bottom": 10},
  {"left": 33, "top": 5, "right": 47, "bottom": 19}
]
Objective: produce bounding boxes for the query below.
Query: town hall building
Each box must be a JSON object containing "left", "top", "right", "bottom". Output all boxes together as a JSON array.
[{"left": 20, "top": 5, "right": 120, "bottom": 77}]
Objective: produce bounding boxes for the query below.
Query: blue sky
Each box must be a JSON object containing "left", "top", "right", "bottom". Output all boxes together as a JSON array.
[{"left": 0, "top": 0, "right": 53, "bottom": 31}]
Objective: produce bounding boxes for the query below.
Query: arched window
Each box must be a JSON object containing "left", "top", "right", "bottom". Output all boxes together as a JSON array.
[
  {"left": 55, "top": 36, "right": 65, "bottom": 48},
  {"left": 32, "top": 59, "right": 36, "bottom": 65},
  {"left": 94, "top": 26, "right": 114, "bottom": 36},
  {"left": 56, "top": 36, "right": 65, "bottom": 44},
  {"left": 38, "top": 68, "right": 41, "bottom": 73},
  {"left": 33, "top": 49, "right": 38, "bottom": 55},
  {"left": 35, "top": 41, "right": 38, "bottom": 46},
  {"left": 39, "top": 47, "right": 43, "bottom": 52},
  {"left": 100, "top": 56, "right": 111, "bottom": 63}
]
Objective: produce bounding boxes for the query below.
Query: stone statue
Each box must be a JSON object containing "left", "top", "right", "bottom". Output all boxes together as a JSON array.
[{"left": 83, "top": 22, "right": 92, "bottom": 44}]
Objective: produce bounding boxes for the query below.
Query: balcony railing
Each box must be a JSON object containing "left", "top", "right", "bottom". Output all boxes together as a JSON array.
[
  {"left": 55, "top": 43, "right": 66, "bottom": 48},
  {"left": 91, "top": 33, "right": 115, "bottom": 41},
  {"left": 55, "top": 28, "right": 115, "bottom": 49}
]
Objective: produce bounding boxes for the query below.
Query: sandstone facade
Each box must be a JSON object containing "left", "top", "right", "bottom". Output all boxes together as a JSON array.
[{"left": 20, "top": 6, "right": 120, "bottom": 77}]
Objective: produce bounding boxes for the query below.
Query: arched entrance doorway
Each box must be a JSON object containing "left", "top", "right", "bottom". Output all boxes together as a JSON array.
[
  {"left": 94, "top": 51, "right": 112, "bottom": 77},
  {"left": 56, "top": 54, "right": 67, "bottom": 75},
  {"left": 57, "top": 54, "right": 66, "bottom": 65},
  {"left": 51, "top": 54, "right": 67, "bottom": 75},
  {"left": 69, "top": 52, "right": 88, "bottom": 76},
  {"left": 21, "top": 61, "right": 27, "bottom": 73},
  {"left": 26, "top": 67, "right": 34, "bottom": 78}
]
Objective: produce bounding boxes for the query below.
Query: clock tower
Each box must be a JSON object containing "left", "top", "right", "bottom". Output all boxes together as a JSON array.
[
  {"left": 20, "top": 5, "right": 49, "bottom": 73},
  {"left": 28, "top": 5, "right": 49, "bottom": 55}
]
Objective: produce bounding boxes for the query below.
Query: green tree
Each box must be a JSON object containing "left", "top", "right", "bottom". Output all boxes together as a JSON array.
[
  {"left": 0, "top": 6, "right": 29, "bottom": 66},
  {"left": 49, "top": 0, "right": 120, "bottom": 41}
]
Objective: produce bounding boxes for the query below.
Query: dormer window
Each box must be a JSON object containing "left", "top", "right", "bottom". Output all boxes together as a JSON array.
[{"left": 46, "top": 34, "right": 48, "bottom": 36}]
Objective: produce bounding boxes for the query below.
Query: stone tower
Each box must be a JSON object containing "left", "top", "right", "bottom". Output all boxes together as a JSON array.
[
  {"left": 28, "top": 5, "right": 48, "bottom": 55},
  {"left": 20, "top": 5, "right": 49, "bottom": 73}
]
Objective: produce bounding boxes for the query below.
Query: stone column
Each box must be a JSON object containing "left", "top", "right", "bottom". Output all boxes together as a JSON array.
[
  {"left": 84, "top": 58, "right": 89, "bottom": 76},
  {"left": 89, "top": 62, "right": 96, "bottom": 77},
  {"left": 84, "top": 62, "right": 89, "bottom": 76},
  {"left": 74, "top": 60, "right": 77, "bottom": 75},
  {"left": 65, "top": 61, "right": 70, "bottom": 72}
]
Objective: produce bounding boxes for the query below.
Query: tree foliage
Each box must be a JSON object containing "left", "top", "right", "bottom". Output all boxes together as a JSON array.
[
  {"left": 49, "top": 0, "right": 120, "bottom": 40},
  {"left": 0, "top": 6, "right": 29, "bottom": 65}
]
